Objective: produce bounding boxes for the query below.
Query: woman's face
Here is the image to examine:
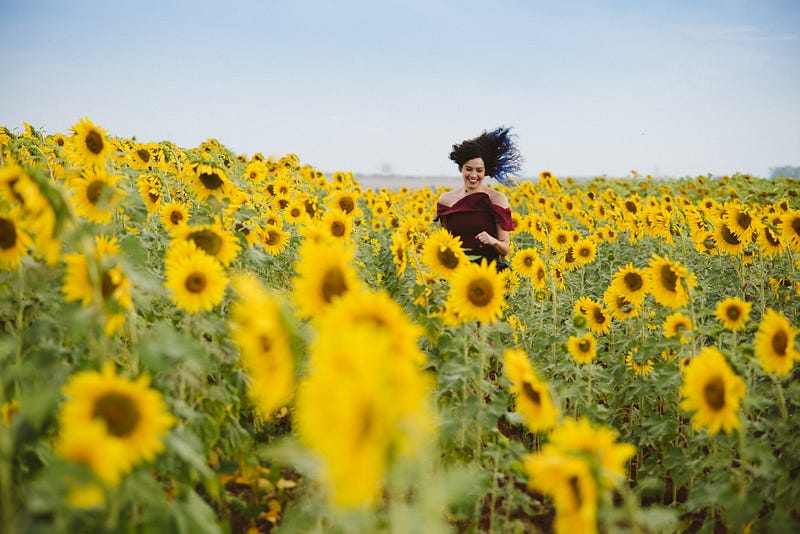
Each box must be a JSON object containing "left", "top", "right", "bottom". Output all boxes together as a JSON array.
[{"left": 461, "top": 157, "right": 486, "bottom": 192}]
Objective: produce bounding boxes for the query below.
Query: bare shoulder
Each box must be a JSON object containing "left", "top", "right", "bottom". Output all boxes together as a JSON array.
[
  {"left": 437, "top": 189, "right": 459, "bottom": 207},
  {"left": 485, "top": 188, "right": 509, "bottom": 208}
]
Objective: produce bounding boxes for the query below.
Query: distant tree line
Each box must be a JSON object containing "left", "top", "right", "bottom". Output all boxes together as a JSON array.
[{"left": 769, "top": 165, "right": 800, "bottom": 179}]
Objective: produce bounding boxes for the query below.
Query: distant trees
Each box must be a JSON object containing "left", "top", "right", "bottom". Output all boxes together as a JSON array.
[{"left": 769, "top": 165, "right": 800, "bottom": 179}]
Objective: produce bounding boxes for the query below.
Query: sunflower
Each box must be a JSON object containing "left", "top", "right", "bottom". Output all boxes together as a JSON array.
[
  {"left": 567, "top": 333, "right": 597, "bottom": 364},
  {"left": 603, "top": 287, "right": 640, "bottom": 321},
  {"left": 68, "top": 167, "right": 125, "bottom": 224},
  {"left": 243, "top": 159, "right": 268, "bottom": 183},
  {"left": 164, "top": 246, "right": 228, "bottom": 313},
  {"left": 780, "top": 209, "right": 800, "bottom": 252},
  {"left": 573, "top": 237, "right": 597, "bottom": 265},
  {"left": 723, "top": 202, "right": 756, "bottom": 239},
  {"left": 713, "top": 218, "right": 748, "bottom": 256},
  {"left": 258, "top": 225, "right": 291, "bottom": 255},
  {"left": 0, "top": 211, "right": 32, "bottom": 270},
  {"left": 421, "top": 228, "right": 468, "bottom": 279},
  {"left": 137, "top": 173, "right": 163, "bottom": 212},
  {"left": 320, "top": 209, "right": 353, "bottom": 242},
  {"left": 583, "top": 299, "right": 611, "bottom": 335},
  {"left": 756, "top": 220, "right": 783, "bottom": 257},
  {"left": 127, "top": 143, "right": 154, "bottom": 170},
  {"left": 230, "top": 274, "right": 294, "bottom": 419},
  {"left": 679, "top": 346, "right": 746, "bottom": 435},
  {"left": 753, "top": 308, "right": 799, "bottom": 376},
  {"left": 446, "top": 259, "right": 506, "bottom": 324},
  {"left": 524, "top": 451, "right": 598, "bottom": 534},
  {"left": 174, "top": 221, "right": 241, "bottom": 266},
  {"left": 61, "top": 253, "right": 133, "bottom": 334},
  {"left": 189, "top": 162, "right": 231, "bottom": 201},
  {"left": 544, "top": 417, "right": 636, "bottom": 488},
  {"left": 625, "top": 350, "right": 654, "bottom": 376},
  {"left": 158, "top": 200, "right": 190, "bottom": 234},
  {"left": 714, "top": 297, "right": 752, "bottom": 331},
  {"left": 663, "top": 312, "right": 692, "bottom": 343},
  {"left": 327, "top": 189, "right": 362, "bottom": 218},
  {"left": 291, "top": 240, "right": 361, "bottom": 319},
  {"left": 503, "top": 348, "right": 559, "bottom": 432},
  {"left": 56, "top": 420, "right": 128, "bottom": 487},
  {"left": 68, "top": 117, "right": 113, "bottom": 167},
  {"left": 2, "top": 399, "right": 20, "bottom": 425},
  {"left": 549, "top": 226, "right": 572, "bottom": 250},
  {"left": 647, "top": 254, "right": 696, "bottom": 309},
  {"left": 59, "top": 363, "right": 175, "bottom": 473},
  {"left": 390, "top": 231, "right": 408, "bottom": 276},
  {"left": 609, "top": 263, "right": 648, "bottom": 306}
]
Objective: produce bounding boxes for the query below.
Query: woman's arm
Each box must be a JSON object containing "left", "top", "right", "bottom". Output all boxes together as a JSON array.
[{"left": 476, "top": 226, "right": 510, "bottom": 256}]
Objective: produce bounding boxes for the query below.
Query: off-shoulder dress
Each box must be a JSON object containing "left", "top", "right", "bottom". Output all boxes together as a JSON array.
[{"left": 435, "top": 192, "right": 515, "bottom": 270}]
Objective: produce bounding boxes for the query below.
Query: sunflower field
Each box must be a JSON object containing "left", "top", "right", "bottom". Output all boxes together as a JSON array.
[{"left": 1, "top": 119, "right": 799, "bottom": 533}]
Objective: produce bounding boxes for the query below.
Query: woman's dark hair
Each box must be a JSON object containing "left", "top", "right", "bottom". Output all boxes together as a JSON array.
[{"left": 449, "top": 126, "right": 523, "bottom": 186}]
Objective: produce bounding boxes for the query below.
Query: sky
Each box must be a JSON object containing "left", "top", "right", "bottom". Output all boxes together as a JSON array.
[{"left": 1, "top": 0, "right": 799, "bottom": 180}]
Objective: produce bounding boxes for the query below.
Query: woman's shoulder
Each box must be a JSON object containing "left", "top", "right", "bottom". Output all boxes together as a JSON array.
[
  {"left": 485, "top": 187, "right": 509, "bottom": 208},
  {"left": 437, "top": 189, "right": 460, "bottom": 207}
]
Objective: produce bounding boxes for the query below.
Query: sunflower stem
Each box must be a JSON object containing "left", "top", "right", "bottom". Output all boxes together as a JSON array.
[
  {"left": 0, "top": 424, "right": 13, "bottom": 532},
  {"left": 771, "top": 374, "right": 788, "bottom": 421}
]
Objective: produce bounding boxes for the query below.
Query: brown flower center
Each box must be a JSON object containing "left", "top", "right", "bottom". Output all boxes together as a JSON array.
[
  {"left": 185, "top": 272, "right": 207, "bottom": 293},
  {"left": 522, "top": 381, "right": 541, "bottom": 405},
  {"left": 466, "top": 278, "right": 494, "bottom": 307},
  {"left": 198, "top": 169, "right": 223, "bottom": 190},
  {"left": 321, "top": 267, "right": 347, "bottom": 303},
  {"left": 85, "top": 130, "right": 104, "bottom": 155},
  {"left": 437, "top": 247, "right": 459, "bottom": 270},
  {"left": 188, "top": 229, "right": 222, "bottom": 256},
  {"left": 0, "top": 218, "right": 17, "bottom": 250},
  {"left": 93, "top": 392, "right": 140, "bottom": 437},
  {"left": 624, "top": 272, "right": 643, "bottom": 292},
  {"left": 659, "top": 264, "right": 678, "bottom": 293},
  {"left": 772, "top": 330, "right": 788, "bottom": 356},
  {"left": 704, "top": 376, "right": 725, "bottom": 411}
]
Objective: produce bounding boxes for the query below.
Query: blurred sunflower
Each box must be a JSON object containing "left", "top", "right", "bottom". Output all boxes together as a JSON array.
[
  {"left": 421, "top": 228, "right": 468, "bottom": 279},
  {"left": 780, "top": 209, "right": 800, "bottom": 252},
  {"left": 647, "top": 254, "right": 696, "bottom": 309},
  {"left": 243, "top": 159, "right": 268, "bottom": 183},
  {"left": 258, "top": 225, "right": 290, "bottom": 255},
  {"left": 327, "top": 189, "right": 361, "bottom": 218},
  {"left": 127, "top": 143, "right": 154, "bottom": 170},
  {"left": 390, "top": 231, "right": 408, "bottom": 276},
  {"left": 663, "top": 312, "right": 692, "bottom": 343},
  {"left": 175, "top": 221, "right": 241, "bottom": 266},
  {"left": 753, "top": 308, "right": 799, "bottom": 376},
  {"left": 189, "top": 162, "right": 231, "bottom": 201},
  {"left": 583, "top": 298, "right": 611, "bottom": 335},
  {"left": 0, "top": 211, "right": 33, "bottom": 270},
  {"left": 59, "top": 363, "right": 175, "bottom": 469},
  {"left": 68, "top": 167, "right": 125, "bottom": 224},
  {"left": 545, "top": 417, "right": 636, "bottom": 488},
  {"left": 625, "top": 351, "right": 654, "bottom": 376},
  {"left": 158, "top": 200, "right": 190, "bottom": 234},
  {"left": 714, "top": 297, "right": 752, "bottom": 331},
  {"left": 230, "top": 274, "right": 294, "bottom": 420},
  {"left": 61, "top": 252, "right": 132, "bottom": 335},
  {"left": 713, "top": 219, "right": 747, "bottom": 256},
  {"left": 756, "top": 220, "right": 783, "bottom": 257},
  {"left": 567, "top": 333, "right": 597, "bottom": 364},
  {"left": 680, "top": 346, "right": 745, "bottom": 435},
  {"left": 291, "top": 240, "right": 361, "bottom": 319},
  {"left": 320, "top": 209, "right": 353, "bottom": 242},
  {"left": 609, "top": 263, "right": 648, "bottom": 307},
  {"left": 164, "top": 246, "right": 228, "bottom": 313},
  {"left": 446, "top": 259, "right": 506, "bottom": 324},
  {"left": 603, "top": 287, "right": 640, "bottom": 321},
  {"left": 503, "top": 348, "right": 559, "bottom": 432},
  {"left": 523, "top": 451, "right": 597, "bottom": 534},
  {"left": 573, "top": 237, "right": 597, "bottom": 266},
  {"left": 68, "top": 117, "right": 113, "bottom": 167},
  {"left": 137, "top": 173, "right": 163, "bottom": 212},
  {"left": 56, "top": 419, "right": 128, "bottom": 488}
]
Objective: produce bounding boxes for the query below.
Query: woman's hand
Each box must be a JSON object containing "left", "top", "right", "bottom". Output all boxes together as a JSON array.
[{"left": 476, "top": 231, "right": 498, "bottom": 247}]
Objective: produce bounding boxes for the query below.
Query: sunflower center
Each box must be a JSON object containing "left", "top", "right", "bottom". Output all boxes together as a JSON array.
[
  {"left": 735, "top": 211, "right": 752, "bottom": 230},
  {"left": 169, "top": 210, "right": 184, "bottom": 225},
  {"left": 764, "top": 228, "right": 780, "bottom": 247},
  {"left": 136, "top": 148, "right": 151, "bottom": 163},
  {"left": 568, "top": 475, "right": 583, "bottom": 507},
  {"left": 321, "top": 267, "right": 347, "bottom": 303},
  {"left": 100, "top": 270, "right": 119, "bottom": 300},
  {"left": 791, "top": 217, "right": 800, "bottom": 237},
  {"left": 624, "top": 272, "right": 643, "bottom": 292},
  {"left": 198, "top": 170, "right": 223, "bottom": 190},
  {"left": 720, "top": 224, "right": 741, "bottom": 245},
  {"left": 0, "top": 218, "right": 17, "bottom": 250},
  {"left": 259, "top": 334, "right": 273, "bottom": 352},
  {"left": 578, "top": 246, "right": 591, "bottom": 258},
  {"left": 437, "top": 247, "right": 459, "bottom": 269},
  {"left": 521, "top": 381, "right": 541, "bottom": 405},
  {"left": 592, "top": 306, "right": 607, "bottom": 325},
  {"left": 564, "top": 247, "right": 576, "bottom": 263},
  {"left": 466, "top": 278, "right": 494, "bottom": 307},
  {"left": 536, "top": 267, "right": 546, "bottom": 281},
  {"left": 771, "top": 330, "right": 788, "bottom": 356},
  {"left": 93, "top": 392, "right": 140, "bottom": 437},
  {"left": 523, "top": 256, "right": 534, "bottom": 267},
  {"left": 624, "top": 201, "right": 638, "bottom": 214},
  {"left": 331, "top": 221, "right": 346, "bottom": 237},
  {"left": 579, "top": 339, "right": 591, "bottom": 352},
  {"left": 725, "top": 306, "right": 741, "bottom": 321},
  {"left": 188, "top": 229, "right": 222, "bottom": 256},
  {"left": 338, "top": 197, "right": 355, "bottom": 214},
  {"left": 264, "top": 230, "right": 281, "bottom": 246},
  {"left": 87, "top": 180, "right": 107, "bottom": 205},
  {"left": 659, "top": 264, "right": 678, "bottom": 293},
  {"left": 703, "top": 376, "right": 726, "bottom": 411},
  {"left": 85, "top": 130, "right": 104, "bottom": 155},
  {"left": 185, "top": 272, "right": 207, "bottom": 293}
]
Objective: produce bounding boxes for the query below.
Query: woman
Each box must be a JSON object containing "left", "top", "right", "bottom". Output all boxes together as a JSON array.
[{"left": 435, "top": 127, "right": 523, "bottom": 271}]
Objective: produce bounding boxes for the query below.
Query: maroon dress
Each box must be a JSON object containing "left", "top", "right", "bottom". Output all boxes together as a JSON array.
[{"left": 436, "top": 192, "right": 515, "bottom": 269}]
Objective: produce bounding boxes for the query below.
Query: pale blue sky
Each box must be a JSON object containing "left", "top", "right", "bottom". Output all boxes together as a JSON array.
[{"left": 2, "top": 0, "right": 799, "bottom": 179}]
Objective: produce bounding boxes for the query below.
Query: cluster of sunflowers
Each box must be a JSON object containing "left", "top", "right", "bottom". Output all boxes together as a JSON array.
[{"left": 1, "top": 118, "right": 799, "bottom": 532}]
